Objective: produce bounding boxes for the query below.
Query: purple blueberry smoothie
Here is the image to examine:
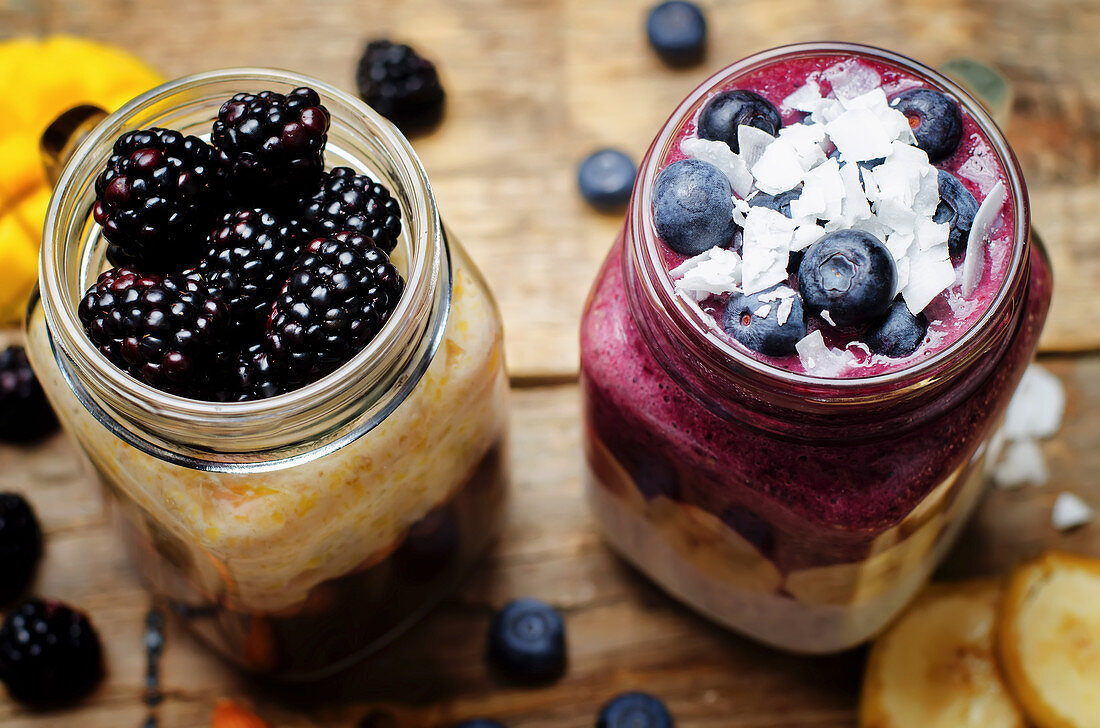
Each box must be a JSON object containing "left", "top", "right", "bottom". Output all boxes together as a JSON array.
[{"left": 579, "top": 43, "right": 1051, "bottom": 652}]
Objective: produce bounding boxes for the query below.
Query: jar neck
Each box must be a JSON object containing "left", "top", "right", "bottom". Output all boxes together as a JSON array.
[
  {"left": 39, "top": 69, "right": 449, "bottom": 472},
  {"left": 623, "top": 43, "right": 1033, "bottom": 434}
]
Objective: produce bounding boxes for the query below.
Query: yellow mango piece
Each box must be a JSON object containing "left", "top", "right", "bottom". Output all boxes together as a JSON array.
[
  {"left": 0, "top": 213, "right": 40, "bottom": 323},
  {"left": 0, "top": 133, "right": 47, "bottom": 205}
]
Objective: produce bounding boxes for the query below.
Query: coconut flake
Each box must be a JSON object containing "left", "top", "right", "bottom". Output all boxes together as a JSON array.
[
  {"left": 795, "top": 330, "right": 855, "bottom": 376},
  {"left": 681, "top": 136, "right": 754, "bottom": 198},
  {"left": 1052, "top": 492, "right": 1093, "bottom": 531},
  {"left": 796, "top": 157, "right": 844, "bottom": 222},
  {"left": 750, "top": 137, "right": 806, "bottom": 195},
  {"left": 961, "top": 180, "right": 1007, "bottom": 297},
  {"left": 754, "top": 304, "right": 772, "bottom": 318},
  {"left": 671, "top": 246, "right": 743, "bottom": 300},
  {"left": 823, "top": 59, "right": 881, "bottom": 101},
  {"left": 993, "top": 439, "right": 1049, "bottom": 488},
  {"left": 783, "top": 80, "right": 824, "bottom": 112},
  {"left": 792, "top": 222, "right": 824, "bottom": 252},
  {"left": 826, "top": 108, "right": 893, "bottom": 163},
  {"left": 757, "top": 286, "right": 796, "bottom": 303},
  {"left": 902, "top": 244, "right": 954, "bottom": 314},
  {"left": 1002, "top": 365, "right": 1066, "bottom": 440},
  {"left": 740, "top": 207, "right": 794, "bottom": 294},
  {"left": 738, "top": 125, "right": 777, "bottom": 171},
  {"left": 819, "top": 310, "right": 837, "bottom": 327},
  {"left": 777, "top": 296, "right": 794, "bottom": 326}
]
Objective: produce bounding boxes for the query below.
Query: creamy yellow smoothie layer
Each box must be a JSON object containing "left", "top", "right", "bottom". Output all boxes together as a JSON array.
[{"left": 28, "top": 248, "right": 506, "bottom": 613}]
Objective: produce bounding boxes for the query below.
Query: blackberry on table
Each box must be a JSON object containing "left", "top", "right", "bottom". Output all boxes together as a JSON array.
[
  {"left": 0, "top": 493, "right": 42, "bottom": 605},
  {"left": 299, "top": 167, "right": 402, "bottom": 253},
  {"left": 194, "top": 208, "right": 311, "bottom": 336},
  {"left": 92, "top": 128, "right": 222, "bottom": 271},
  {"left": 266, "top": 235, "right": 404, "bottom": 385},
  {"left": 212, "top": 87, "right": 330, "bottom": 201},
  {"left": 77, "top": 268, "right": 229, "bottom": 396},
  {"left": 356, "top": 40, "right": 445, "bottom": 134},
  {"left": 0, "top": 346, "right": 58, "bottom": 442},
  {"left": 0, "top": 598, "right": 104, "bottom": 705}
]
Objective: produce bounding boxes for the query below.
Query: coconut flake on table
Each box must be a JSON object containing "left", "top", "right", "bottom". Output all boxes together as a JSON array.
[
  {"left": 740, "top": 206, "right": 796, "bottom": 294},
  {"left": 795, "top": 329, "right": 856, "bottom": 376},
  {"left": 680, "top": 136, "right": 754, "bottom": 198},
  {"left": 1001, "top": 364, "right": 1066, "bottom": 441},
  {"left": 992, "top": 439, "right": 1050, "bottom": 489},
  {"left": 961, "top": 179, "right": 1007, "bottom": 297},
  {"left": 671, "top": 246, "right": 743, "bottom": 300},
  {"left": 1051, "top": 492, "right": 1093, "bottom": 531}
]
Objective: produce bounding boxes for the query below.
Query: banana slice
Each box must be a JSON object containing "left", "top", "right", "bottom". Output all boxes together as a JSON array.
[
  {"left": 998, "top": 551, "right": 1100, "bottom": 728},
  {"left": 861, "top": 579, "right": 1026, "bottom": 728}
]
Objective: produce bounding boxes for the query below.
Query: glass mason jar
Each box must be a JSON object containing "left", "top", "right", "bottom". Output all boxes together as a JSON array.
[
  {"left": 579, "top": 43, "right": 1052, "bottom": 653},
  {"left": 26, "top": 69, "right": 509, "bottom": 679}
]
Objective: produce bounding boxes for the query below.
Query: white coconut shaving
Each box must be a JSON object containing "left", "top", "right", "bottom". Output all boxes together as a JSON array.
[
  {"left": 992, "top": 364, "right": 1066, "bottom": 490},
  {"left": 961, "top": 180, "right": 1007, "bottom": 297},
  {"left": 680, "top": 136, "right": 755, "bottom": 198},
  {"left": 795, "top": 330, "right": 856, "bottom": 376},
  {"left": 740, "top": 207, "right": 796, "bottom": 294},
  {"left": 671, "top": 246, "right": 743, "bottom": 301},
  {"left": 992, "top": 439, "right": 1049, "bottom": 489},
  {"left": 1052, "top": 492, "right": 1093, "bottom": 531}
]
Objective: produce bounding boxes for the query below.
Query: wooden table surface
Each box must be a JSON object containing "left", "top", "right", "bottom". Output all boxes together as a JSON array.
[{"left": 1, "top": 0, "right": 1099, "bottom": 726}]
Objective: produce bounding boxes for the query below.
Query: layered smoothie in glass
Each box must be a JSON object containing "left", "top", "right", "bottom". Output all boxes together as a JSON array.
[
  {"left": 26, "top": 70, "right": 508, "bottom": 679},
  {"left": 580, "top": 43, "right": 1051, "bottom": 653}
]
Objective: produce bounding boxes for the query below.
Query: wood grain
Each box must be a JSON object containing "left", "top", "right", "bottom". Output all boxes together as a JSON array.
[
  {"left": 0, "top": 369, "right": 1095, "bottom": 728},
  {"left": 3, "top": 0, "right": 1100, "bottom": 374}
]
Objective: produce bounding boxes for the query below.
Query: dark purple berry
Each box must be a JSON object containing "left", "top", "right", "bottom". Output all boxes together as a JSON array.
[
  {"left": 212, "top": 88, "right": 330, "bottom": 201},
  {"left": 935, "top": 170, "right": 979, "bottom": 257},
  {"left": 890, "top": 88, "right": 963, "bottom": 163},
  {"left": 0, "top": 493, "right": 42, "bottom": 604},
  {"left": 723, "top": 286, "right": 806, "bottom": 356},
  {"left": 487, "top": 598, "right": 566, "bottom": 683},
  {"left": 698, "top": 89, "right": 781, "bottom": 153},
  {"left": 653, "top": 159, "right": 737, "bottom": 256},
  {"left": 865, "top": 299, "right": 928, "bottom": 357},
  {"left": 597, "top": 692, "right": 674, "bottom": 728},
  {"left": 92, "top": 128, "right": 222, "bottom": 271},
  {"left": 208, "top": 343, "right": 286, "bottom": 402},
  {"left": 77, "top": 268, "right": 229, "bottom": 396},
  {"left": 798, "top": 230, "right": 897, "bottom": 326},
  {"left": 0, "top": 598, "right": 103, "bottom": 705},
  {"left": 646, "top": 1, "right": 707, "bottom": 67},
  {"left": 194, "top": 208, "right": 310, "bottom": 335},
  {"left": 0, "top": 346, "right": 57, "bottom": 442},
  {"left": 266, "top": 234, "right": 404, "bottom": 385},
  {"left": 356, "top": 40, "right": 445, "bottom": 134},
  {"left": 298, "top": 167, "right": 402, "bottom": 253},
  {"left": 577, "top": 149, "right": 637, "bottom": 211}
]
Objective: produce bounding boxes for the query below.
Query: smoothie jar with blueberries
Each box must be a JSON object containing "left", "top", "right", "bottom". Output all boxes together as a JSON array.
[
  {"left": 26, "top": 69, "right": 508, "bottom": 679},
  {"left": 580, "top": 43, "right": 1051, "bottom": 653}
]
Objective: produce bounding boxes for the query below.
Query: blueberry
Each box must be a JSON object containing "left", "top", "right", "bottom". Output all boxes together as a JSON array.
[
  {"left": 487, "top": 598, "right": 566, "bottom": 682},
  {"left": 646, "top": 1, "right": 706, "bottom": 67},
  {"left": 453, "top": 721, "right": 507, "bottom": 728},
  {"left": 723, "top": 286, "right": 807, "bottom": 356},
  {"left": 797, "top": 230, "right": 896, "bottom": 326},
  {"left": 865, "top": 299, "right": 928, "bottom": 357},
  {"left": 698, "top": 90, "right": 781, "bottom": 153},
  {"left": 935, "top": 170, "right": 979, "bottom": 257},
  {"left": 748, "top": 188, "right": 800, "bottom": 218},
  {"left": 652, "top": 159, "right": 737, "bottom": 256},
  {"left": 578, "top": 149, "right": 637, "bottom": 211},
  {"left": 597, "top": 692, "right": 674, "bottom": 728},
  {"left": 890, "top": 88, "right": 963, "bottom": 163}
]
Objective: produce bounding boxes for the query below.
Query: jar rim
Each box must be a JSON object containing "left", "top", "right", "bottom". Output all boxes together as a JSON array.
[
  {"left": 629, "top": 42, "right": 1030, "bottom": 393},
  {"left": 38, "top": 67, "right": 449, "bottom": 466}
]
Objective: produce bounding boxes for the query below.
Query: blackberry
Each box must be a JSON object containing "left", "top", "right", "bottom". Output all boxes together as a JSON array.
[
  {"left": 0, "top": 598, "right": 104, "bottom": 705},
  {"left": 0, "top": 346, "right": 58, "bottom": 442},
  {"left": 356, "top": 40, "right": 445, "bottom": 134},
  {"left": 78, "top": 268, "right": 229, "bottom": 396},
  {"left": 266, "top": 235, "right": 404, "bottom": 384},
  {"left": 298, "top": 167, "right": 402, "bottom": 253},
  {"left": 0, "top": 493, "right": 42, "bottom": 605},
  {"left": 212, "top": 87, "right": 330, "bottom": 201},
  {"left": 208, "top": 343, "right": 285, "bottom": 402},
  {"left": 194, "top": 208, "right": 311, "bottom": 335},
  {"left": 92, "top": 128, "right": 222, "bottom": 271}
]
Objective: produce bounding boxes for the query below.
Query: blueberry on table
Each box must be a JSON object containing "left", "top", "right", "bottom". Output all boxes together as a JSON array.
[
  {"left": 487, "top": 598, "right": 566, "bottom": 682},
  {"left": 653, "top": 159, "right": 738, "bottom": 256},
  {"left": 597, "top": 692, "right": 675, "bottom": 728},
  {"left": 935, "top": 170, "right": 979, "bottom": 257},
  {"left": 0, "top": 346, "right": 58, "bottom": 442},
  {"left": 698, "top": 89, "right": 782, "bottom": 153},
  {"left": 865, "top": 299, "right": 928, "bottom": 357},
  {"left": 0, "top": 598, "right": 104, "bottom": 705},
  {"left": 798, "top": 230, "right": 897, "bottom": 326},
  {"left": 646, "top": 1, "right": 707, "bottom": 67},
  {"left": 357, "top": 40, "right": 445, "bottom": 135},
  {"left": 723, "top": 287, "right": 807, "bottom": 357},
  {"left": 578, "top": 149, "right": 637, "bottom": 211},
  {"left": 0, "top": 493, "right": 41, "bottom": 604},
  {"left": 890, "top": 88, "right": 963, "bottom": 163}
]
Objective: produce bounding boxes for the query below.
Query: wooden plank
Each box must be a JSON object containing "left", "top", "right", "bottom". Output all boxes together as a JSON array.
[
  {"left": 0, "top": 359, "right": 1095, "bottom": 727},
  {"left": 0, "top": 0, "right": 1095, "bottom": 376}
]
